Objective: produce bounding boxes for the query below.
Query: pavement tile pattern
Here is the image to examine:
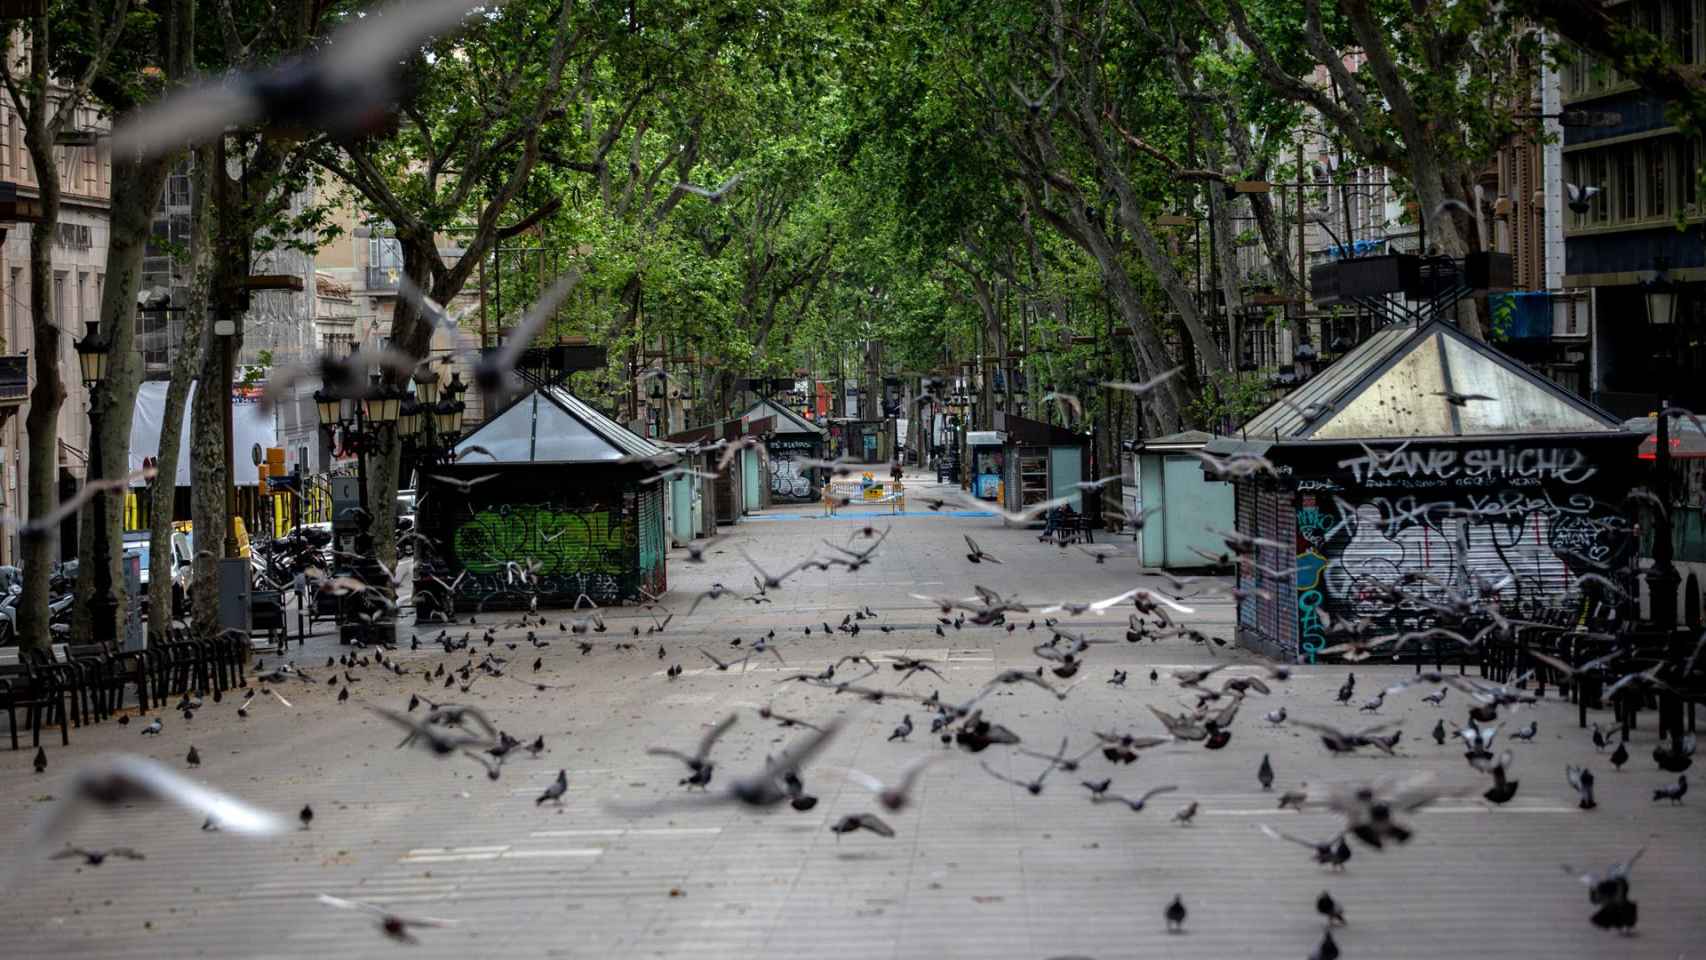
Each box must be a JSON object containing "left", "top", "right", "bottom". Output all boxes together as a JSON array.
[{"left": 2, "top": 474, "right": 1701, "bottom": 959}]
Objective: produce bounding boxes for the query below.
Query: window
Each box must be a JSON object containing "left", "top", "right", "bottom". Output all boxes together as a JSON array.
[
  {"left": 1565, "top": 134, "right": 1702, "bottom": 229},
  {"left": 1681, "top": 0, "right": 1701, "bottom": 65},
  {"left": 8, "top": 269, "right": 21, "bottom": 347},
  {"left": 81, "top": 142, "right": 96, "bottom": 195},
  {"left": 10, "top": 111, "right": 25, "bottom": 181},
  {"left": 166, "top": 171, "right": 190, "bottom": 207},
  {"left": 53, "top": 273, "right": 66, "bottom": 332},
  {"left": 1684, "top": 138, "right": 1700, "bottom": 210},
  {"left": 1645, "top": 143, "right": 1667, "bottom": 219},
  {"left": 78, "top": 273, "right": 89, "bottom": 328},
  {"left": 1617, "top": 149, "right": 1637, "bottom": 221}
]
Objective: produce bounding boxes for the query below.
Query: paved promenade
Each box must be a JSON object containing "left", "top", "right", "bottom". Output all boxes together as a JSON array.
[{"left": 2, "top": 474, "right": 1701, "bottom": 959}]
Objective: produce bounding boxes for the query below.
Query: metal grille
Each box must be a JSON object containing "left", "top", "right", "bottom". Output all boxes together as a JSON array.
[
  {"left": 1252, "top": 487, "right": 1294, "bottom": 658},
  {"left": 1235, "top": 481, "right": 1258, "bottom": 637},
  {"left": 637, "top": 484, "right": 666, "bottom": 596},
  {"left": 1302, "top": 483, "right": 1633, "bottom": 650}
]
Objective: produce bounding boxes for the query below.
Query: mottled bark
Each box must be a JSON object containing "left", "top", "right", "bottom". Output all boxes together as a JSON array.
[
  {"left": 3, "top": 3, "right": 136, "bottom": 651},
  {"left": 147, "top": 145, "right": 211, "bottom": 643},
  {"left": 188, "top": 298, "right": 232, "bottom": 640},
  {"left": 15, "top": 160, "right": 64, "bottom": 655},
  {"left": 75, "top": 0, "right": 195, "bottom": 643},
  {"left": 189, "top": 143, "right": 246, "bottom": 641},
  {"left": 72, "top": 149, "right": 173, "bottom": 643}
]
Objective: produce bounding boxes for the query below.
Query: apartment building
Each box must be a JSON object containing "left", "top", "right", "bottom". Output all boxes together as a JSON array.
[
  {"left": 1561, "top": 0, "right": 1706, "bottom": 418},
  {"left": 0, "top": 96, "right": 111, "bottom": 566}
]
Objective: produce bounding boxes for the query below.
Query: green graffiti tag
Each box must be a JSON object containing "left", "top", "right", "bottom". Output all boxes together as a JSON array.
[{"left": 453, "top": 504, "right": 632, "bottom": 576}]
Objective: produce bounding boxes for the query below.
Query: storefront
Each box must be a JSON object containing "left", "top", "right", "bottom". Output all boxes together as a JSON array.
[
  {"left": 742, "top": 399, "right": 824, "bottom": 504},
  {"left": 994, "top": 413, "right": 1088, "bottom": 521},
  {"left": 1133, "top": 430, "right": 1234, "bottom": 569},
  {"left": 668, "top": 415, "right": 772, "bottom": 522},
  {"left": 826, "top": 418, "right": 893, "bottom": 464},
  {"left": 663, "top": 441, "right": 716, "bottom": 545},
  {"left": 1210, "top": 319, "right": 1641, "bottom": 661},
  {"left": 417, "top": 386, "right": 668, "bottom": 608},
  {"left": 965, "top": 431, "right": 1006, "bottom": 500}
]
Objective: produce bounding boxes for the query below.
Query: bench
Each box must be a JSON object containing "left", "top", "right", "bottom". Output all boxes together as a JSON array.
[
  {"left": 0, "top": 647, "right": 71, "bottom": 748},
  {"left": 823, "top": 479, "right": 906, "bottom": 515}
]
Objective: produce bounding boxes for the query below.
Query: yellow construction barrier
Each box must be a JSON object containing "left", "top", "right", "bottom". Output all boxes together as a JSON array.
[{"left": 823, "top": 479, "right": 905, "bottom": 515}]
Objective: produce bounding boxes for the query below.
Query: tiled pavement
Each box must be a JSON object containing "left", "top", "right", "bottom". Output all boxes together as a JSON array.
[{"left": 2, "top": 473, "right": 1702, "bottom": 958}]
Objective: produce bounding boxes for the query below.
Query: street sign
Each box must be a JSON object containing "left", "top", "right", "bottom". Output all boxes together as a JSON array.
[{"left": 1559, "top": 109, "right": 1622, "bottom": 128}]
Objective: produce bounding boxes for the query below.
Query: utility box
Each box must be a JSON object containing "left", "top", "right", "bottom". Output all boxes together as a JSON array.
[
  {"left": 330, "top": 476, "right": 363, "bottom": 551},
  {"left": 217, "top": 557, "right": 252, "bottom": 637}
]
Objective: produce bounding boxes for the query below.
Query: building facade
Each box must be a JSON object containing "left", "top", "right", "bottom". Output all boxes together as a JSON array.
[
  {"left": 0, "top": 96, "right": 111, "bottom": 566},
  {"left": 1561, "top": 1, "right": 1706, "bottom": 419}
]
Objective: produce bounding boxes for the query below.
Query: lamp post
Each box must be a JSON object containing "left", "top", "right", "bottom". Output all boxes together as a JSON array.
[
  {"left": 1644, "top": 261, "right": 1681, "bottom": 632},
  {"left": 74, "top": 321, "right": 117, "bottom": 644},
  {"left": 313, "top": 374, "right": 405, "bottom": 644}
]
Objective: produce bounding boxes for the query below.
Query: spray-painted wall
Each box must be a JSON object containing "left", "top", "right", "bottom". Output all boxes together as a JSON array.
[
  {"left": 766, "top": 435, "right": 822, "bottom": 503},
  {"left": 1237, "top": 438, "right": 1638, "bottom": 662},
  {"left": 421, "top": 468, "right": 666, "bottom": 609}
]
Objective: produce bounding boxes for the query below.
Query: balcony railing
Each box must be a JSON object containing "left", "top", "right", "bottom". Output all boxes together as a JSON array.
[
  {"left": 365, "top": 265, "right": 401, "bottom": 290},
  {"left": 0, "top": 354, "right": 27, "bottom": 403}
]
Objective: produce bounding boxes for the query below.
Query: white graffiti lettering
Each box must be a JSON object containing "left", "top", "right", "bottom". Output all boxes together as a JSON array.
[{"left": 1337, "top": 444, "right": 1598, "bottom": 486}]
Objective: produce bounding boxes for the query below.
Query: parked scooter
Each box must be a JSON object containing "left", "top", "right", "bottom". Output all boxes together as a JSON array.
[{"left": 0, "top": 582, "right": 20, "bottom": 646}]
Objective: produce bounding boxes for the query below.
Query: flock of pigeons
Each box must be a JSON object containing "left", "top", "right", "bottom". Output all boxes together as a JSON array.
[
  {"left": 2, "top": 0, "right": 1698, "bottom": 947},
  {"left": 9, "top": 500, "right": 1700, "bottom": 954}
]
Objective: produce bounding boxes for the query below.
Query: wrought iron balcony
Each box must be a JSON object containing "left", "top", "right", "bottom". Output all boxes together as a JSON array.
[
  {"left": 365, "top": 265, "right": 402, "bottom": 291},
  {"left": 0, "top": 354, "right": 27, "bottom": 404}
]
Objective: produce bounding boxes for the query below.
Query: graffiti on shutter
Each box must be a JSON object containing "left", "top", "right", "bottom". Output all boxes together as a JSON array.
[{"left": 1294, "top": 485, "right": 1632, "bottom": 648}]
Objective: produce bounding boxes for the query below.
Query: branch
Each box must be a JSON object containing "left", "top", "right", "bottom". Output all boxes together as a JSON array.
[
  {"left": 642, "top": 116, "right": 702, "bottom": 232},
  {"left": 0, "top": 33, "right": 34, "bottom": 133},
  {"left": 1101, "top": 108, "right": 1228, "bottom": 181},
  {"left": 48, "top": 0, "right": 134, "bottom": 139},
  {"left": 217, "top": 0, "right": 254, "bottom": 63},
  {"left": 494, "top": 197, "right": 561, "bottom": 241},
  {"left": 1338, "top": 0, "right": 1428, "bottom": 167},
  {"left": 439, "top": 0, "right": 578, "bottom": 298},
  {"left": 1215, "top": 0, "right": 1388, "bottom": 164},
  {"left": 579, "top": 81, "right": 654, "bottom": 181}
]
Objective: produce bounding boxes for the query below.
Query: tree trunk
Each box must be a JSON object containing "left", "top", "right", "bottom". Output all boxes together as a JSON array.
[
  {"left": 1209, "top": 188, "right": 1249, "bottom": 361},
  {"left": 363, "top": 236, "right": 439, "bottom": 572},
  {"left": 189, "top": 162, "right": 242, "bottom": 640},
  {"left": 72, "top": 0, "right": 193, "bottom": 643},
  {"left": 188, "top": 310, "right": 231, "bottom": 640},
  {"left": 15, "top": 139, "right": 64, "bottom": 654},
  {"left": 148, "top": 145, "right": 212, "bottom": 643},
  {"left": 72, "top": 149, "right": 172, "bottom": 643}
]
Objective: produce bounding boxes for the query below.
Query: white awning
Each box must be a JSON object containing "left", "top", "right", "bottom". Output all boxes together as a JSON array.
[{"left": 127, "top": 380, "right": 276, "bottom": 486}]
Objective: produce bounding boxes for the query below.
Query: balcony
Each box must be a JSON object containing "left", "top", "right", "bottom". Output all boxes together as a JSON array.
[
  {"left": 365, "top": 265, "right": 401, "bottom": 291},
  {"left": 0, "top": 354, "right": 26, "bottom": 407}
]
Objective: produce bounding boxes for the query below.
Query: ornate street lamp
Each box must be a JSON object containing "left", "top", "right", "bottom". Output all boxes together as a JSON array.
[
  {"left": 434, "top": 371, "right": 468, "bottom": 438},
  {"left": 1645, "top": 257, "right": 1682, "bottom": 632},
  {"left": 75, "top": 321, "right": 109, "bottom": 388},
  {"left": 366, "top": 375, "right": 402, "bottom": 425},
  {"left": 412, "top": 364, "right": 441, "bottom": 407},
  {"left": 74, "top": 320, "right": 119, "bottom": 643},
  {"left": 313, "top": 389, "right": 342, "bottom": 428},
  {"left": 398, "top": 397, "right": 423, "bottom": 440},
  {"left": 1644, "top": 259, "right": 1678, "bottom": 327}
]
